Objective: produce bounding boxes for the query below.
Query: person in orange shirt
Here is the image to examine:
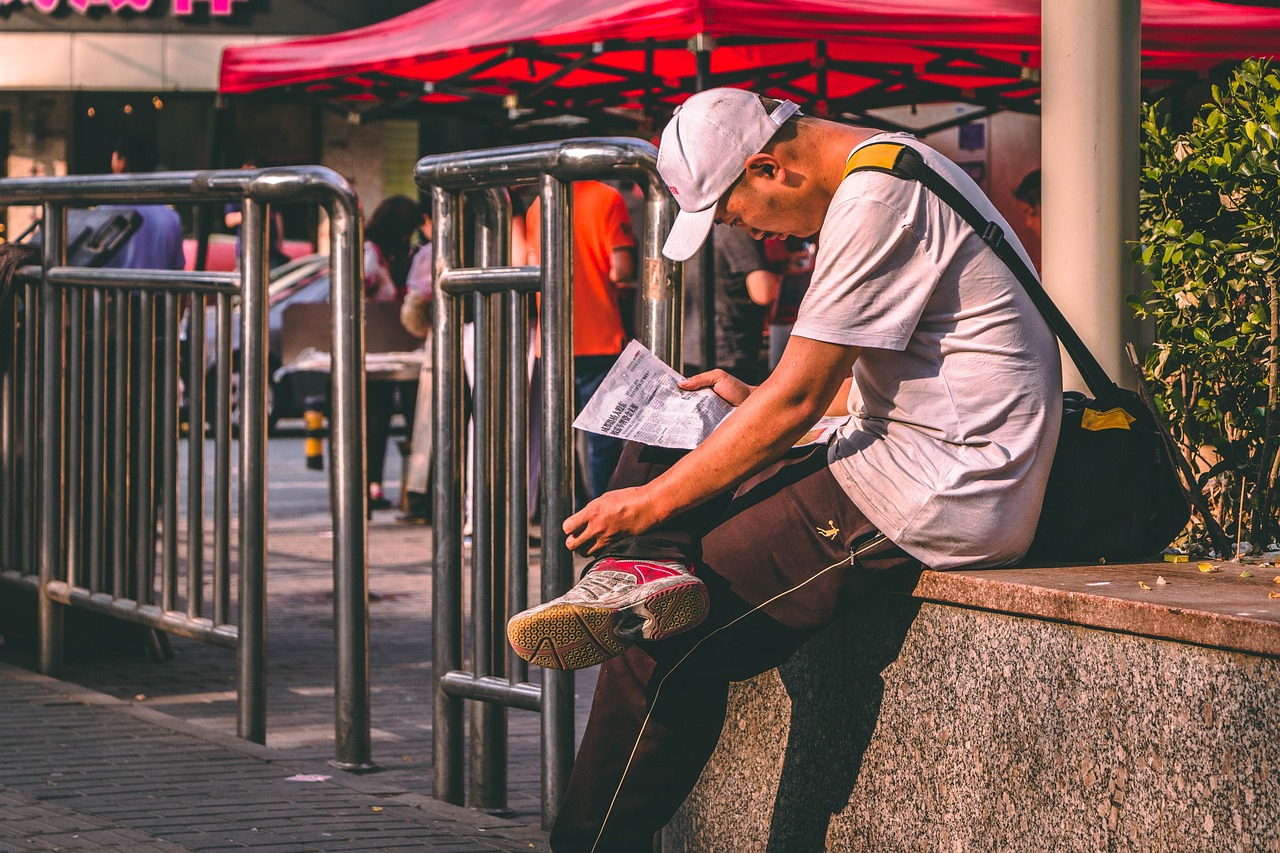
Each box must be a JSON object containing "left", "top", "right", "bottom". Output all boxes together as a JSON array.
[{"left": 526, "top": 180, "right": 636, "bottom": 500}]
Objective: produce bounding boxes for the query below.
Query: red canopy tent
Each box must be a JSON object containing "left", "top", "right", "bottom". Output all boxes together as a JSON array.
[{"left": 220, "top": 0, "right": 1280, "bottom": 127}]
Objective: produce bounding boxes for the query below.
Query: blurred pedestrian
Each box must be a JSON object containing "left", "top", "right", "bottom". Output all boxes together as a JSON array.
[
  {"left": 526, "top": 180, "right": 636, "bottom": 502},
  {"left": 398, "top": 204, "right": 434, "bottom": 523},
  {"left": 766, "top": 236, "right": 816, "bottom": 371},
  {"left": 609, "top": 178, "right": 645, "bottom": 340},
  {"left": 102, "top": 136, "right": 186, "bottom": 620},
  {"left": 223, "top": 155, "right": 290, "bottom": 269},
  {"left": 1014, "top": 168, "right": 1041, "bottom": 240},
  {"left": 363, "top": 194, "right": 420, "bottom": 510},
  {"left": 710, "top": 222, "right": 779, "bottom": 385},
  {"left": 0, "top": 243, "right": 37, "bottom": 374},
  {"left": 104, "top": 136, "right": 185, "bottom": 272}
]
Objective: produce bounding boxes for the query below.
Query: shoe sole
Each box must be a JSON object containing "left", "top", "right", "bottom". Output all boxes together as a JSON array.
[{"left": 507, "top": 581, "right": 709, "bottom": 671}]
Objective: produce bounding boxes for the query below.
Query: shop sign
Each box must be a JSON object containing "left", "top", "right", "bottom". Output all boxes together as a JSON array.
[{"left": 0, "top": 0, "right": 248, "bottom": 13}]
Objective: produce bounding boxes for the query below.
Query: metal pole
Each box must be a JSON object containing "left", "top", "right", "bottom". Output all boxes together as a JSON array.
[
  {"left": 237, "top": 197, "right": 269, "bottom": 745},
  {"left": 38, "top": 202, "right": 65, "bottom": 675},
  {"left": 0, "top": 288, "right": 13, "bottom": 571},
  {"left": 64, "top": 285, "right": 83, "bottom": 589},
  {"left": 110, "top": 292, "right": 129, "bottom": 599},
  {"left": 694, "top": 39, "right": 717, "bottom": 374},
  {"left": 642, "top": 177, "right": 683, "bottom": 369},
  {"left": 433, "top": 187, "right": 466, "bottom": 805},
  {"left": 213, "top": 291, "right": 232, "bottom": 624},
  {"left": 86, "top": 290, "right": 107, "bottom": 593},
  {"left": 506, "top": 283, "right": 530, "bottom": 686},
  {"left": 130, "top": 291, "right": 154, "bottom": 604},
  {"left": 538, "top": 173, "right": 576, "bottom": 829},
  {"left": 323, "top": 180, "right": 374, "bottom": 772},
  {"left": 470, "top": 189, "right": 510, "bottom": 812},
  {"left": 21, "top": 281, "right": 37, "bottom": 582},
  {"left": 186, "top": 294, "right": 206, "bottom": 617},
  {"left": 161, "top": 292, "right": 180, "bottom": 612},
  {"left": 1041, "top": 0, "right": 1141, "bottom": 388}
]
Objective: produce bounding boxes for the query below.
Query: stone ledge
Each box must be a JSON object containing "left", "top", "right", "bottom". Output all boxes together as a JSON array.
[
  {"left": 666, "top": 574, "right": 1280, "bottom": 853},
  {"left": 909, "top": 560, "right": 1280, "bottom": 657}
]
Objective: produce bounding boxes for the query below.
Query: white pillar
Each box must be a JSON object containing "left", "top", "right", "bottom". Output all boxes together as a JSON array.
[{"left": 1041, "top": 0, "right": 1142, "bottom": 390}]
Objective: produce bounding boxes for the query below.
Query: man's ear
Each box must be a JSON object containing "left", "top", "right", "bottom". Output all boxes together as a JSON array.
[{"left": 744, "top": 153, "right": 782, "bottom": 181}]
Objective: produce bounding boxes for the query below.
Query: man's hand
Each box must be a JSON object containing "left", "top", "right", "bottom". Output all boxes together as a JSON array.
[
  {"left": 563, "top": 486, "right": 665, "bottom": 556},
  {"left": 678, "top": 370, "right": 754, "bottom": 407},
  {"left": 564, "top": 339, "right": 860, "bottom": 558}
]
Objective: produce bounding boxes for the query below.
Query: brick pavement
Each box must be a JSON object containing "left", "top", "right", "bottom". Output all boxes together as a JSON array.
[
  {"left": 0, "top": 663, "right": 550, "bottom": 851},
  {"left": 0, "top": 432, "right": 600, "bottom": 850}
]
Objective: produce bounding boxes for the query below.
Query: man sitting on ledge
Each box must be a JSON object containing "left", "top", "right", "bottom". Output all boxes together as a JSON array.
[{"left": 507, "top": 87, "right": 1063, "bottom": 852}]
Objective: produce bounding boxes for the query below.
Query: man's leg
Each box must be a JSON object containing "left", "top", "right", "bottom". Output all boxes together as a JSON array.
[
  {"left": 507, "top": 443, "right": 725, "bottom": 670},
  {"left": 365, "top": 380, "right": 395, "bottom": 503},
  {"left": 550, "top": 448, "right": 920, "bottom": 852}
]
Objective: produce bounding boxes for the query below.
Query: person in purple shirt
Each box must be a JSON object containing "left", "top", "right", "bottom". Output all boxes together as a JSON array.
[
  {"left": 98, "top": 136, "right": 186, "bottom": 616},
  {"left": 102, "top": 136, "right": 185, "bottom": 272}
]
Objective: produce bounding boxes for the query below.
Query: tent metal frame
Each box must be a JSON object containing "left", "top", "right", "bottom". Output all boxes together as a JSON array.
[{"left": 245, "top": 37, "right": 1207, "bottom": 132}]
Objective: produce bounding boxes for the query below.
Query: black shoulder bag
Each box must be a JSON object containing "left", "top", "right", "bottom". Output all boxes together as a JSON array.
[
  {"left": 27, "top": 208, "right": 143, "bottom": 268},
  {"left": 845, "top": 142, "right": 1190, "bottom": 563}
]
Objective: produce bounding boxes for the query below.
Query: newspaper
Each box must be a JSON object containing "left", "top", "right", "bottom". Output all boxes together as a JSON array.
[{"left": 573, "top": 340, "right": 848, "bottom": 450}]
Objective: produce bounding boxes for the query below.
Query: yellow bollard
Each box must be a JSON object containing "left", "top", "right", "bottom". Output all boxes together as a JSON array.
[{"left": 304, "top": 408, "right": 325, "bottom": 470}]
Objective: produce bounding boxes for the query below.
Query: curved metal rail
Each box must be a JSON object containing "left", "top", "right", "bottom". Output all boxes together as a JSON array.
[
  {"left": 415, "top": 137, "right": 682, "bottom": 826},
  {"left": 0, "top": 166, "right": 372, "bottom": 770}
]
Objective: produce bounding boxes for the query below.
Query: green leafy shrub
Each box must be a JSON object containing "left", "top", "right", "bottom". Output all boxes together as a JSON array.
[{"left": 1132, "top": 58, "right": 1280, "bottom": 555}]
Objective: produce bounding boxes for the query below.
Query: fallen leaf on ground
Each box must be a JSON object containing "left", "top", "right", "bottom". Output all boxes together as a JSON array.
[
  {"left": 1139, "top": 581, "right": 1152, "bottom": 590},
  {"left": 1198, "top": 562, "right": 1221, "bottom": 573},
  {"left": 1240, "top": 570, "right": 1254, "bottom": 579},
  {"left": 1156, "top": 576, "right": 1168, "bottom": 585}
]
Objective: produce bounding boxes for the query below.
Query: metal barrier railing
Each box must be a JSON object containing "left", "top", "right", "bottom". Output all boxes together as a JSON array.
[
  {"left": 414, "top": 138, "right": 682, "bottom": 827},
  {"left": 0, "top": 167, "right": 374, "bottom": 770}
]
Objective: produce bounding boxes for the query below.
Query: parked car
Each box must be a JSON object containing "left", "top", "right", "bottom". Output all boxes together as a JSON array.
[
  {"left": 181, "top": 253, "right": 330, "bottom": 432},
  {"left": 182, "top": 234, "right": 314, "bottom": 273},
  {"left": 181, "top": 253, "right": 424, "bottom": 433}
]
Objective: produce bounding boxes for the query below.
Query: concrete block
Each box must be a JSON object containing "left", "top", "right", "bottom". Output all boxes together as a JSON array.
[{"left": 666, "top": 594, "right": 1280, "bottom": 852}]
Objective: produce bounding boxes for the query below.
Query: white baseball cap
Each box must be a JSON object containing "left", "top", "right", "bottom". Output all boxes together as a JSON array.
[{"left": 657, "top": 88, "right": 801, "bottom": 261}]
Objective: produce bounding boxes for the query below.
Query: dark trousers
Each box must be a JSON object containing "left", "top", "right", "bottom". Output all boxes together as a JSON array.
[
  {"left": 574, "top": 355, "right": 624, "bottom": 501},
  {"left": 366, "top": 380, "right": 394, "bottom": 486},
  {"left": 366, "top": 379, "right": 416, "bottom": 487},
  {"left": 550, "top": 443, "right": 920, "bottom": 852}
]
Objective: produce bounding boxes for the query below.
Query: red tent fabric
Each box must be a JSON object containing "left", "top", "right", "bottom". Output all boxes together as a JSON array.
[{"left": 219, "top": 0, "right": 1280, "bottom": 113}]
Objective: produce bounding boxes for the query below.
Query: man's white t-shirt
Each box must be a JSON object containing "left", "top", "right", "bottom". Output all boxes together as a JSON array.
[{"left": 791, "top": 133, "right": 1062, "bottom": 570}]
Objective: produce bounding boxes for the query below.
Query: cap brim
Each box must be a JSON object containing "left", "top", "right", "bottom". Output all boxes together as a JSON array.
[{"left": 662, "top": 205, "right": 717, "bottom": 262}]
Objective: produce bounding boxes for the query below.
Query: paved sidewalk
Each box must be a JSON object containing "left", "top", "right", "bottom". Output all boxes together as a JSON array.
[
  {"left": 0, "top": 433, "right": 598, "bottom": 851},
  {"left": 0, "top": 663, "right": 548, "bottom": 852}
]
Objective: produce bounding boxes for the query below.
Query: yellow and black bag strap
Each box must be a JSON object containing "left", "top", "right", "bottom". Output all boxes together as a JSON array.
[
  {"left": 843, "top": 140, "right": 1118, "bottom": 398},
  {"left": 843, "top": 141, "right": 909, "bottom": 179}
]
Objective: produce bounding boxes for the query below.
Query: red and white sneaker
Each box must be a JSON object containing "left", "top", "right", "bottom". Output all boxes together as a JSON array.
[{"left": 506, "top": 557, "right": 709, "bottom": 670}]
